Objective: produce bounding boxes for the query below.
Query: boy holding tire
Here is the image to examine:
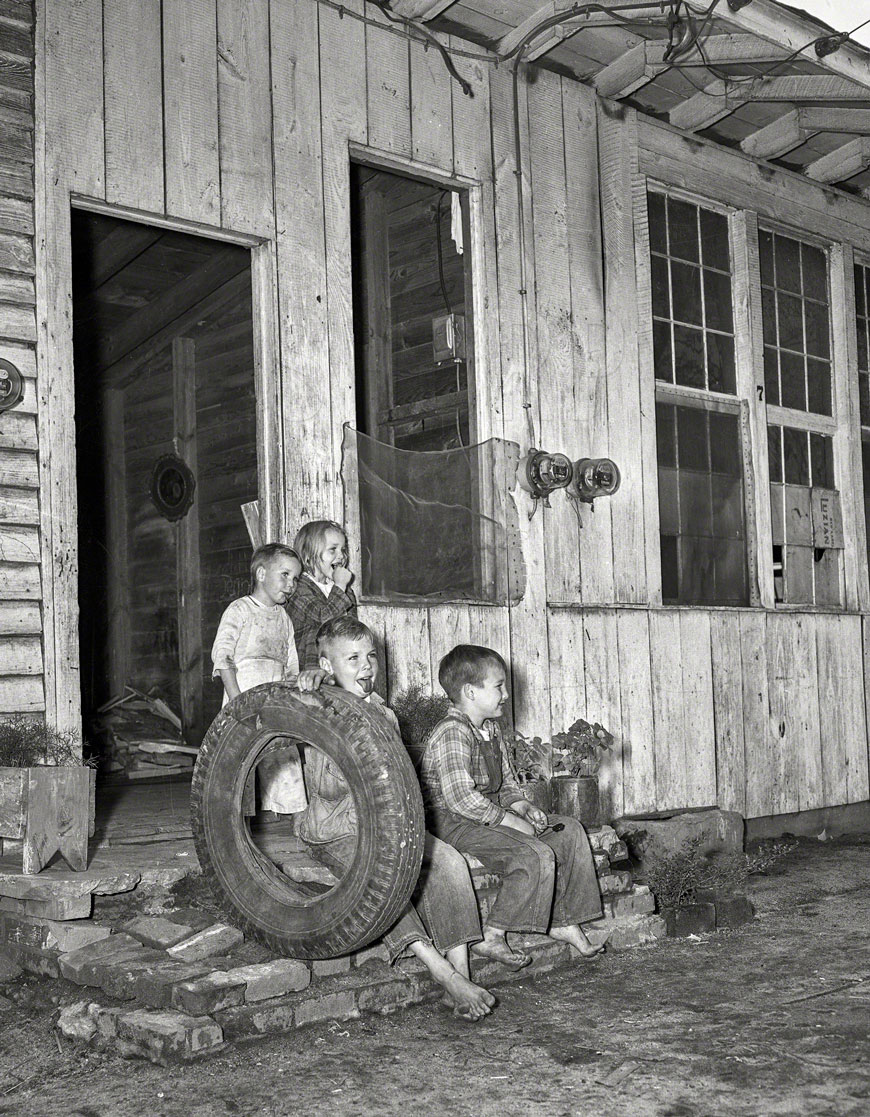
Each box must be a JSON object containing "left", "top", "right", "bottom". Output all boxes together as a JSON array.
[
  {"left": 299, "top": 615, "right": 495, "bottom": 1021},
  {"left": 422, "top": 644, "right": 605, "bottom": 970}
]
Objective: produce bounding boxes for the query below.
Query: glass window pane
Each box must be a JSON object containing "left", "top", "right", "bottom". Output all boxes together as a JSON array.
[
  {"left": 775, "top": 233, "right": 801, "bottom": 294},
  {"left": 804, "top": 300, "right": 830, "bottom": 359},
  {"left": 658, "top": 467, "right": 679, "bottom": 534},
  {"left": 677, "top": 405, "right": 708, "bottom": 470},
  {"left": 780, "top": 350, "right": 806, "bottom": 411},
  {"left": 810, "top": 432, "right": 834, "bottom": 489},
  {"left": 680, "top": 472, "right": 713, "bottom": 536},
  {"left": 783, "top": 426, "right": 809, "bottom": 486},
  {"left": 711, "top": 475, "right": 744, "bottom": 538},
  {"left": 700, "top": 208, "right": 729, "bottom": 271},
  {"left": 648, "top": 192, "right": 667, "bottom": 255},
  {"left": 807, "top": 358, "right": 832, "bottom": 417},
  {"left": 714, "top": 539, "right": 747, "bottom": 604},
  {"left": 768, "top": 425, "right": 782, "bottom": 484},
  {"left": 777, "top": 292, "right": 804, "bottom": 351},
  {"left": 656, "top": 401, "right": 676, "bottom": 466},
  {"left": 668, "top": 199, "right": 699, "bottom": 263},
  {"left": 759, "top": 229, "right": 774, "bottom": 288},
  {"left": 661, "top": 535, "right": 679, "bottom": 601},
  {"left": 673, "top": 324, "right": 705, "bottom": 389},
  {"left": 651, "top": 254, "right": 670, "bottom": 319},
  {"left": 860, "top": 372, "right": 870, "bottom": 428},
  {"left": 707, "top": 333, "right": 735, "bottom": 395},
  {"left": 762, "top": 288, "right": 776, "bottom": 344},
  {"left": 703, "top": 270, "right": 733, "bottom": 332},
  {"left": 653, "top": 320, "right": 673, "bottom": 383},
  {"left": 855, "top": 265, "right": 866, "bottom": 317},
  {"left": 802, "top": 243, "right": 827, "bottom": 302},
  {"left": 858, "top": 323, "right": 868, "bottom": 375},
  {"left": 671, "top": 261, "right": 702, "bottom": 325},
  {"left": 710, "top": 411, "right": 740, "bottom": 475},
  {"left": 764, "top": 347, "right": 780, "bottom": 406}
]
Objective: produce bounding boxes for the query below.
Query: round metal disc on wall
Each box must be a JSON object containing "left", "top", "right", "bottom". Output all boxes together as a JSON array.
[
  {"left": 0, "top": 360, "right": 24, "bottom": 412},
  {"left": 150, "top": 453, "right": 196, "bottom": 522}
]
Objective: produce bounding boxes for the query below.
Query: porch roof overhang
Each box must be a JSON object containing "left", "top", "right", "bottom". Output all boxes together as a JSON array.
[{"left": 397, "top": 0, "right": 870, "bottom": 197}]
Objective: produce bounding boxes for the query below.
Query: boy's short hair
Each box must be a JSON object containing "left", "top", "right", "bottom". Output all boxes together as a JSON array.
[
  {"left": 293, "top": 520, "right": 347, "bottom": 577},
  {"left": 250, "top": 543, "right": 300, "bottom": 584},
  {"left": 316, "top": 615, "right": 375, "bottom": 658},
  {"left": 438, "top": 645, "right": 507, "bottom": 703}
]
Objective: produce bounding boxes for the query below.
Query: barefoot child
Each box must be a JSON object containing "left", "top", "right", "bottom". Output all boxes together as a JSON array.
[
  {"left": 286, "top": 520, "right": 357, "bottom": 671},
  {"left": 298, "top": 616, "right": 495, "bottom": 1021},
  {"left": 421, "top": 645, "right": 604, "bottom": 970},
  {"left": 211, "top": 543, "right": 308, "bottom": 815}
]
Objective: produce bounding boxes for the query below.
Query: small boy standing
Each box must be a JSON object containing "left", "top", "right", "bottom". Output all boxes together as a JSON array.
[
  {"left": 299, "top": 616, "right": 495, "bottom": 1021},
  {"left": 211, "top": 543, "right": 307, "bottom": 815},
  {"left": 421, "top": 644, "right": 604, "bottom": 970}
]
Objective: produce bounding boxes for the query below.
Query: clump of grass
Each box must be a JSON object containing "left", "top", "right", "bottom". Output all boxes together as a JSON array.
[
  {"left": 647, "top": 836, "right": 797, "bottom": 911},
  {"left": 0, "top": 716, "right": 83, "bottom": 768},
  {"left": 391, "top": 684, "right": 450, "bottom": 764}
]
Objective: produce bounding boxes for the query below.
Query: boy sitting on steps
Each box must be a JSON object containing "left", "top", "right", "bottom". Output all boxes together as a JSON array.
[{"left": 421, "top": 644, "right": 604, "bottom": 971}]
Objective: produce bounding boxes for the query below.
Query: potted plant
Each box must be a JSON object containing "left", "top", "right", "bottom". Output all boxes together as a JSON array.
[
  {"left": 0, "top": 717, "right": 96, "bottom": 874},
  {"left": 510, "top": 719, "right": 614, "bottom": 825}
]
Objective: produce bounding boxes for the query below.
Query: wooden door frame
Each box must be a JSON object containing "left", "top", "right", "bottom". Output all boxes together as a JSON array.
[{"left": 35, "top": 193, "right": 281, "bottom": 736}]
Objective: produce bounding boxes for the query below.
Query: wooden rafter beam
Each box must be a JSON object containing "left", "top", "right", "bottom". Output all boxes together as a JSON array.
[
  {"left": 593, "top": 33, "right": 789, "bottom": 99},
  {"left": 669, "top": 74, "right": 870, "bottom": 132},
  {"left": 96, "top": 246, "right": 249, "bottom": 374},
  {"left": 804, "top": 136, "right": 870, "bottom": 184},
  {"left": 496, "top": 0, "right": 659, "bottom": 60},
  {"left": 388, "top": 0, "right": 456, "bottom": 21},
  {"left": 88, "top": 224, "right": 164, "bottom": 289},
  {"left": 741, "top": 106, "right": 870, "bottom": 158}
]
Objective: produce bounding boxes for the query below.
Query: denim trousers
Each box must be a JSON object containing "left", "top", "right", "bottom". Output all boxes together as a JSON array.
[
  {"left": 428, "top": 810, "right": 603, "bottom": 934},
  {"left": 307, "top": 830, "right": 482, "bottom": 961}
]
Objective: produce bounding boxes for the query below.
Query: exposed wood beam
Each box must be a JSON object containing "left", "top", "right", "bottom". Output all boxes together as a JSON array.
[
  {"left": 104, "top": 269, "right": 250, "bottom": 388},
  {"left": 593, "top": 33, "right": 788, "bottom": 99},
  {"left": 95, "top": 246, "right": 249, "bottom": 373},
  {"left": 89, "top": 224, "right": 164, "bottom": 289},
  {"left": 388, "top": 0, "right": 456, "bottom": 19},
  {"left": 805, "top": 137, "right": 870, "bottom": 184},
  {"left": 669, "top": 74, "right": 870, "bottom": 132},
  {"left": 712, "top": 0, "right": 870, "bottom": 92},
  {"left": 496, "top": 0, "right": 658, "bottom": 59},
  {"left": 741, "top": 106, "right": 870, "bottom": 158}
]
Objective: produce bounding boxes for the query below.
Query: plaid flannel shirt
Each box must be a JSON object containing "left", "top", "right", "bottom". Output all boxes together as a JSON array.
[
  {"left": 284, "top": 573, "right": 357, "bottom": 670},
  {"left": 421, "top": 706, "right": 526, "bottom": 826}
]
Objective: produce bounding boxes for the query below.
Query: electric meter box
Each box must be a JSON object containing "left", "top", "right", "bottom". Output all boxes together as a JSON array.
[{"left": 432, "top": 312, "right": 466, "bottom": 363}]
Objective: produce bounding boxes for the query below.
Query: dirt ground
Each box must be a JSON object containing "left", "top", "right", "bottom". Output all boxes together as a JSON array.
[{"left": 0, "top": 834, "right": 867, "bottom": 1117}]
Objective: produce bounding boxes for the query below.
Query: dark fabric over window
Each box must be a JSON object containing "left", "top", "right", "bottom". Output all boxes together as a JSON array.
[
  {"left": 656, "top": 402, "right": 748, "bottom": 606},
  {"left": 343, "top": 426, "right": 526, "bottom": 605}
]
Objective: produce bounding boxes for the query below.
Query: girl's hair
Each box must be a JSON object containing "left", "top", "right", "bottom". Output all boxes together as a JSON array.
[
  {"left": 293, "top": 520, "right": 347, "bottom": 577},
  {"left": 250, "top": 543, "right": 300, "bottom": 586}
]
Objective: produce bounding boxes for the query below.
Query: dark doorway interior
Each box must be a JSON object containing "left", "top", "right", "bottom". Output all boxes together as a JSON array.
[{"left": 71, "top": 211, "right": 258, "bottom": 774}]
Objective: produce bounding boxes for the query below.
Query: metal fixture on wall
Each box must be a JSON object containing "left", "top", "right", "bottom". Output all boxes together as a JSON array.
[{"left": 0, "top": 360, "right": 24, "bottom": 413}]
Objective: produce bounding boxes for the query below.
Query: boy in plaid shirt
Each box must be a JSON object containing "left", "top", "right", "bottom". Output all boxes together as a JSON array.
[
  {"left": 286, "top": 520, "right": 357, "bottom": 671},
  {"left": 421, "top": 644, "right": 604, "bottom": 970}
]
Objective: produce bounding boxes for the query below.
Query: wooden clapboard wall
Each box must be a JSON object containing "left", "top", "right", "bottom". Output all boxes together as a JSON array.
[
  {"left": 0, "top": 0, "right": 42, "bottom": 716},
  {"left": 32, "top": 0, "right": 870, "bottom": 817}
]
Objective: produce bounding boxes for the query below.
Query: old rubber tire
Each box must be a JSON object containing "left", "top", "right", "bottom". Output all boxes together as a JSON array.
[{"left": 190, "top": 681, "right": 425, "bottom": 959}]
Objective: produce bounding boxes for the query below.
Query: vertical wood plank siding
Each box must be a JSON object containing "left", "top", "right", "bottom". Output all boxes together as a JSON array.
[{"left": 28, "top": 0, "right": 870, "bottom": 816}]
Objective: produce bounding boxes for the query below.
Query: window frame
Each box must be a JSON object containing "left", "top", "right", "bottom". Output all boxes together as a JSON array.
[{"left": 641, "top": 180, "right": 866, "bottom": 613}]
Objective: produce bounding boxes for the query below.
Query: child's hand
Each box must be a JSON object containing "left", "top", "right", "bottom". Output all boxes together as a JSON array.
[
  {"left": 514, "top": 800, "right": 549, "bottom": 834},
  {"left": 332, "top": 565, "right": 353, "bottom": 592},
  {"left": 501, "top": 810, "right": 536, "bottom": 836},
  {"left": 296, "top": 668, "right": 332, "bottom": 692}
]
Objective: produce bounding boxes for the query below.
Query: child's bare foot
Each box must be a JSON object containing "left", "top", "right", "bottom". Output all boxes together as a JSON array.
[
  {"left": 548, "top": 924, "right": 605, "bottom": 958},
  {"left": 471, "top": 929, "right": 531, "bottom": 971},
  {"left": 438, "top": 970, "right": 496, "bottom": 1021}
]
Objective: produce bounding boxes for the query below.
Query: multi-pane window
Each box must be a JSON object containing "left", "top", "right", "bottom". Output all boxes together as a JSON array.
[
  {"left": 648, "top": 192, "right": 736, "bottom": 393},
  {"left": 648, "top": 189, "right": 749, "bottom": 606},
  {"left": 657, "top": 401, "right": 748, "bottom": 605},
  {"left": 856, "top": 262, "right": 870, "bottom": 577},
  {"left": 759, "top": 230, "right": 832, "bottom": 416},
  {"left": 760, "top": 228, "right": 840, "bottom": 605}
]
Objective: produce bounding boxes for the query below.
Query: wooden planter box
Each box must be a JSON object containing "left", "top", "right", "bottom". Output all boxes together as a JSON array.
[{"left": 0, "top": 767, "right": 96, "bottom": 874}]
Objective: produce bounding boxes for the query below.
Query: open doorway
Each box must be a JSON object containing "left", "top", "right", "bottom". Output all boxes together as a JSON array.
[{"left": 71, "top": 210, "right": 258, "bottom": 779}]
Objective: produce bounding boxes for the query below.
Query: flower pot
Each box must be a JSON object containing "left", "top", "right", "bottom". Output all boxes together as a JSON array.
[
  {"left": 521, "top": 778, "right": 552, "bottom": 814},
  {"left": 550, "top": 774, "right": 600, "bottom": 827},
  {"left": 0, "top": 766, "right": 95, "bottom": 874}
]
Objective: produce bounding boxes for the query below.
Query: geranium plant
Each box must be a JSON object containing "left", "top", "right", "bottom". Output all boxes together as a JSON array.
[{"left": 510, "top": 718, "right": 614, "bottom": 783}]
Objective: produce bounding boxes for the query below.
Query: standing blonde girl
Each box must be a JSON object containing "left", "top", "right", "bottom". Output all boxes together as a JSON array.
[{"left": 286, "top": 520, "right": 357, "bottom": 671}]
